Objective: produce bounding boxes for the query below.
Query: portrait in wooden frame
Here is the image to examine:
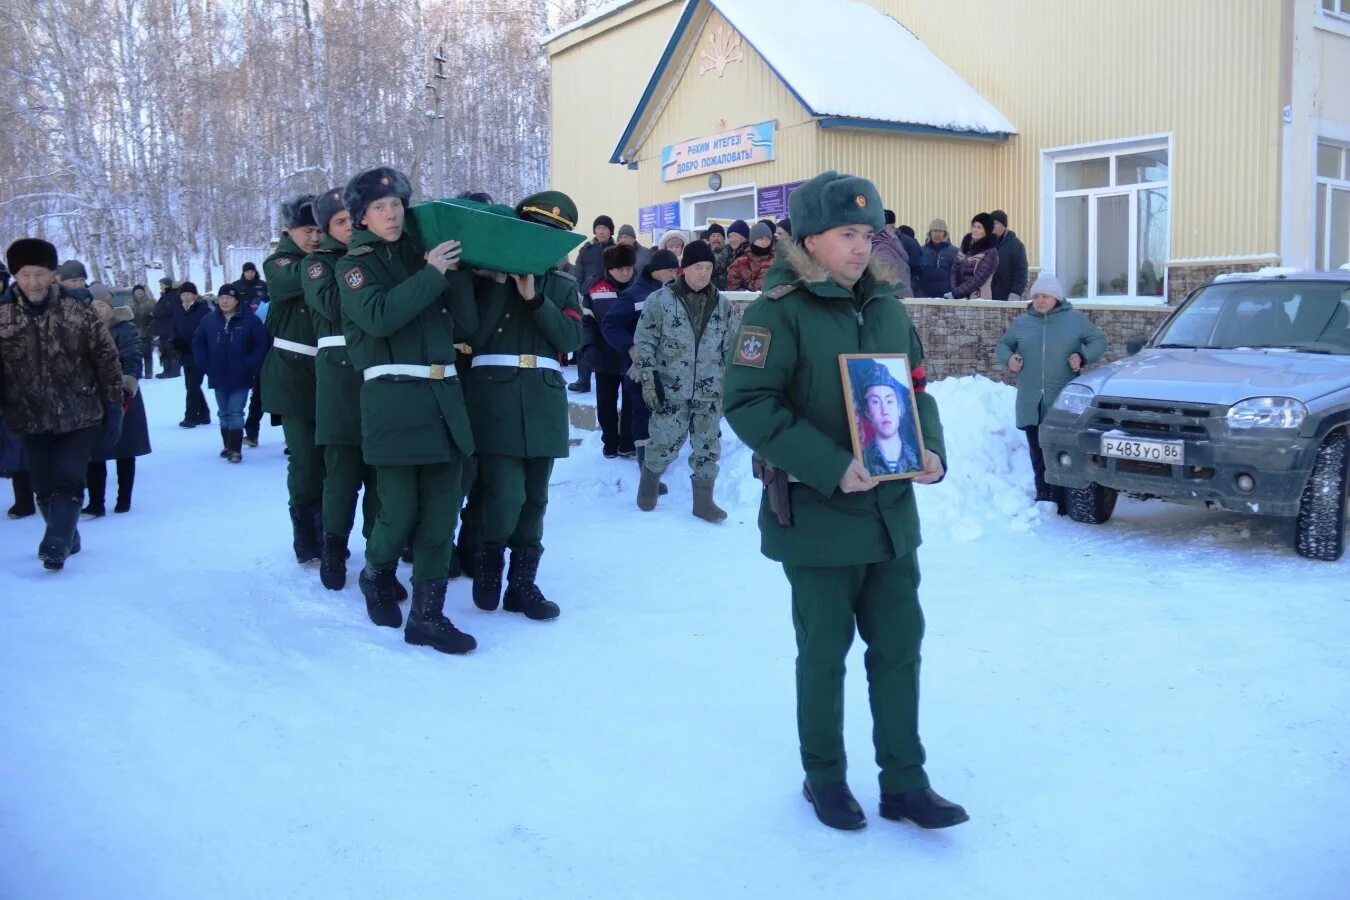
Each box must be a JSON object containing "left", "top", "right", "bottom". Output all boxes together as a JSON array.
[{"left": 839, "top": 353, "right": 927, "bottom": 481}]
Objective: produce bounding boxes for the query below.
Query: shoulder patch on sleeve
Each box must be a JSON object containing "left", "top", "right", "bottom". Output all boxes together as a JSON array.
[
  {"left": 306, "top": 261, "right": 328, "bottom": 281},
  {"left": 733, "top": 325, "right": 772, "bottom": 368},
  {"left": 763, "top": 284, "right": 794, "bottom": 300},
  {"left": 344, "top": 267, "right": 367, "bottom": 290}
]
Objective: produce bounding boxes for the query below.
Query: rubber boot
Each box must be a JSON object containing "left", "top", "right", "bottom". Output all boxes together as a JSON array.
[
  {"left": 502, "top": 546, "right": 560, "bottom": 620},
  {"left": 472, "top": 545, "right": 506, "bottom": 611},
  {"left": 38, "top": 495, "right": 82, "bottom": 571},
  {"left": 8, "top": 471, "right": 36, "bottom": 519},
  {"left": 358, "top": 566, "right": 405, "bottom": 628},
  {"left": 691, "top": 478, "right": 727, "bottom": 523},
  {"left": 404, "top": 579, "right": 477, "bottom": 654},
  {"left": 289, "top": 504, "right": 321, "bottom": 564},
  {"left": 319, "top": 532, "right": 348, "bottom": 591},
  {"left": 637, "top": 466, "right": 662, "bottom": 511},
  {"left": 635, "top": 448, "right": 668, "bottom": 496}
]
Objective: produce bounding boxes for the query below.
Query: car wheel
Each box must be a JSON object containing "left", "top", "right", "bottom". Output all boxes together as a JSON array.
[
  {"left": 1066, "top": 483, "right": 1118, "bottom": 525},
  {"left": 1294, "top": 430, "right": 1348, "bottom": 562}
]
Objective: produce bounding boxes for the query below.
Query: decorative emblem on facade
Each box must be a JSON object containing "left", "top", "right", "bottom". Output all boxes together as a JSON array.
[{"left": 698, "top": 26, "right": 744, "bottom": 77}]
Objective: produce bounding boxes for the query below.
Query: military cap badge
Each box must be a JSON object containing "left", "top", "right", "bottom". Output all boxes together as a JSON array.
[{"left": 855, "top": 195, "right": 867, "bottom": 208}]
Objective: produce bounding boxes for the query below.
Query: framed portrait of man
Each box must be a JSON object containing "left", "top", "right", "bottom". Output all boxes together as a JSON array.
[{"left": 839, "top": 354, "right": 926, "bottom": 481}]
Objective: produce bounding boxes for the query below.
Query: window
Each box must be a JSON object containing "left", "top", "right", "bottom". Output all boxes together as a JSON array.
[
  {"left": 683, "top": 185, "right": 755, "bottom": 234},
  {"left": 1045, "top": 139, "right": 1170, "bottom": 299},
  {"left": 1315, "top": 141, "right": 1350, "bottom": 271},
  {"left": 1323, "top": 0, "right": 1350, "bottom": 20}
]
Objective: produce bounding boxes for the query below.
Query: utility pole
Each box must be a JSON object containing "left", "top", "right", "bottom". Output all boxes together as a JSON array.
[{"left": 428, "top": 42, "right": 448, "bottom": 198}]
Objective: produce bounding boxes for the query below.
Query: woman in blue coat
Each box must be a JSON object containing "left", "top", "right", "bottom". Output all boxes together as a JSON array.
[
  {"left": 84, "top": 294, "right": 153, "bottom": 516},
  {"left": 192, "top": 285, "right": 270, "bottom": 462}
]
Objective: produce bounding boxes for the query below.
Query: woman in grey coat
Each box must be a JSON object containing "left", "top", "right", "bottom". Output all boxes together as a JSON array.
[{"left": 996, "top": 272, "right": 1107, "bottom": 503}]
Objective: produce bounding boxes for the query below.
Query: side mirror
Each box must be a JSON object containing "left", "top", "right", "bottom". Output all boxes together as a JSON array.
[{"left": 1126, "top": 337, "right": 1148, "bottom": 356}]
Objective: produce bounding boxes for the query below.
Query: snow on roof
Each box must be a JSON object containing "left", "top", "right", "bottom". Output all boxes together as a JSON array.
[
  {"left": 544, "top": 0, "right": 645, "bottom": 46},
  {"left": 708, "top": 0, "right": 1015, "bottom": 135}
]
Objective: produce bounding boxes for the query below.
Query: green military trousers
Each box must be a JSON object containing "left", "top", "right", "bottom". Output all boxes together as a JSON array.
[
  {"left": 645, "top": 399, "right": 721, "bottom": 480},
  {"left": 281, "top": 415, "right": 324, "bottom": 509},
  {"left": 365, "top": 461, "right": 463, "bottom": 582},
  {"left": 783, "top": 552, "right": 929, "bottom": 794},
  {"left": 477, "top": 455, "right": 553, "bottom": 550},
  {"left": 322, "top": 444, "right": 378, "bottom": 539},
  {"left": 456, "top": 455, "right": 481, "bottom": 552}
]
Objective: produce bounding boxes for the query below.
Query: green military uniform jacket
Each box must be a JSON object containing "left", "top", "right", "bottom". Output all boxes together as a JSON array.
[
  {"left": 261, "top": 233, "right": 318, "bottom": 417},
  {"left": 336, "top": 227, "right": 477, "bottom": 467},
  {"left": 722, "top": 241, "right": 946, "bottom": 567},
  {"left": 303, "top": 234, "right": 362, "bottom": 446},
  {"left": 464, "top": 268, "right": 584, "bottom": 459}
]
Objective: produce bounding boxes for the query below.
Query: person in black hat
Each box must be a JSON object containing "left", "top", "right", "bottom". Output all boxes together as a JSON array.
[
  {"left": 228, "top": 261, "right": 270, "bottom": 444},
  {"left": 951, "top": 212, "right": 1000, "bottom": 300},
  {"left": 57, "top": 260, "right": 89, "bottom": 291},
  {"left": 632, "top": 239, "right": 732, "bottom": 521},
  {"left": 303, "top": 185, "right": 378, "bottom": 591},
  {"left": 261, "top": 193, "right": 326, "bottom": 566},
  {"left": 570, "top": 214, "right": 617, "bottom": 392},
  {"left": 171, "top": 281, "right": 211, "bottom": 428},
  {"left": 0, "top": 238, "right": 124, "bottom": 570},
  {"left": 583, "top": 242, "right": 638, "bottom": 457},
  {"left": 988, "top": 209, "right": 1029, "bottom": 302},
  {"left": 601, "top": 247, "right": 680, "bottom": 493},
  {"left": 152, "top": 276, "right": 182, "bottom": 377}
]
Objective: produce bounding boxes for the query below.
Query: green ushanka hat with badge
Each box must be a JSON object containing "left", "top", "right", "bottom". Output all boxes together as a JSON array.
[
  {"left": 343, "top": 167, "right": 413, "bottom": 228},
  {"left": 313, "top": 187, "right": 346, "bottom": 232},
  {"left": 789, "top": 171, "right": 885, "bottom": 238},
  {"left": 849, "top": 358, "right": 909, "bottom": 412}
]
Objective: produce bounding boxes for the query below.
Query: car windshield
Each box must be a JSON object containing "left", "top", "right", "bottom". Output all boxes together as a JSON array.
[{"left": 1154, "top": 281, "right": 1350, "bottom": 355}]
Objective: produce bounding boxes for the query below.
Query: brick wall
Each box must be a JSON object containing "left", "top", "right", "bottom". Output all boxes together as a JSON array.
[{"left": 1165, "top": 260, "right": 1271, "bottom": 304}]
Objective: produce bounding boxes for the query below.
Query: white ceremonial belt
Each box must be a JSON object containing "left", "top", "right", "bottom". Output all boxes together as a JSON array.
[
  {"left": 272, "top": 338, "right": 318, "bottom": 357},
  {"left": 471, "top": 354, "right": 562, "bottom": 372},
  {"left": 316, "top": 335, "right": 346, "bottom": 350},
  {"left": 363, "top": 364, "right": 458, "bottom": 381}
]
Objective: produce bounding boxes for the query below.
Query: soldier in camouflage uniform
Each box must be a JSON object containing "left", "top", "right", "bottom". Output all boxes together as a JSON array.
[
  {"left": 303, "top": 186, "right": 379, "bottom": 591},
  {"left": 464, "top": 191, "right": 585, "bottom": 621},
  {"left": 262, "top": 195, "right": 324, "bottom": 565},
  {"left": 632, "top": 239, "right": 731, "bottom": 522}
]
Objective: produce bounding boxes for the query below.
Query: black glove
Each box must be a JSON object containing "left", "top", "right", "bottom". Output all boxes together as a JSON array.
[{"left": 101, "top": 401, "right": 124, "bottom": 455}]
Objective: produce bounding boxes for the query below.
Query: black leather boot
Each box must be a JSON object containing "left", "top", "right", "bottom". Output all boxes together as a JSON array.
[
  {"left": 472, "top": 545, "right": 505, "bottom": 611},
  {"left": 502, "top": 546, "right": 560, "bottom": 620},
  {"left": 113, "top": 458, "right": 134, "bottom": 513},
  {"left": 8, "top": 471, "right": 36, "bottom": 519},
  {"left": 878, "top": 788, "right": 969, "bottom": 829},
  {"left": 319, "top": 532, "right": 348, "bottom": 591},
  {"left": 404, "top": 579, "right": 476, "bottom": 654},
  {"left": 289, "top": 504, "right": 321, "bottom": 564},
  {"left": 358, "top": 566, "right": 405, "bottom": 628},
  {"left": 803, "top": 780, "right": 867, "bottom": 831}
]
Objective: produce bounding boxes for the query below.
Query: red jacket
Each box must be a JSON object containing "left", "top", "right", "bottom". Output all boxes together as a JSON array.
[{"left": 727, "top": 248, "right": 775, "bottom": 291}]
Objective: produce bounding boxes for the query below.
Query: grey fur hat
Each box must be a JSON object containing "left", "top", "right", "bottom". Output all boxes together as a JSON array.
[{"left": 281, "top": 194, "right": 318, "bottom": 230}]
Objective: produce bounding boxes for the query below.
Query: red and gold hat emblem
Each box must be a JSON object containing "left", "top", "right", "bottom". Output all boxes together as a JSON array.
[
  {"left": 855, "top": 195, "right": 867, "bottom": 208},
  {"left": 552, "top": 206, "right": 561, "bottom": 216},
  {"left": 380, "top": 177, "right": 390, "bottom": 185}
]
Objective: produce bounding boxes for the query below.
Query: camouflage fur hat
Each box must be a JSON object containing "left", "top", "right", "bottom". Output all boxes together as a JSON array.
[
  {"left": 313, "top": 187, "right": 346, "bottom": 232},
  {"left": 848, "top": 358, "right": 909, "bottom": 412},
  {"left": 789, "top": 171, "right": 885, "bottom": 238},
  {"left": 344, "top": 167, "right": 413, "bottom": 228},
  {"left": 280, "top": 194, "right": 318, "bottom": 230},
  {"left": 516, "top": 191, "right": 578, "bottom": 232}
]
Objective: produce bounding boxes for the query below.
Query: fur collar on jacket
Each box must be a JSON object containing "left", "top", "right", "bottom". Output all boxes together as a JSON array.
[
  {"left": 960, "top": 233, "right": 997, "bottom": 256},
  {"left": 777, "top": 237, "right": 905, "bottom": 293}
]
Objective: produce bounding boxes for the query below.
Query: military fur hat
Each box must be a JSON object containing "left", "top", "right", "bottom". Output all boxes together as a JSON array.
[
  {"left": 516, "top": 191, "right": 578, "bottom": 232},
  {"left": 6, "top": 238, "right": 59, "bottom": 273},
  {"left": 313, "top": 187, "right": 347, "bottom": 232},
  {"left": 343, "top": 167, "right": 413, "bottom": 227},
  {"left": 602, "top": 242, "right": 636, "bottom": 271},
  {"left": 280, "top": 194, "right": 318, "bottom": 230},
  {"left": 848, "top": 358, "right": 909, "bottom": 412},
  {"left": 790, "top": 171, "right": 885, "bottom": 238},
  {"left": 57, "top": 259, "right": 88, "bottom": 280}
]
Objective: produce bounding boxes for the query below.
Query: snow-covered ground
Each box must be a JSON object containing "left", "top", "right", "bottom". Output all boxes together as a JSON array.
[{"left": 2, "top": 376, "right": 1347, "bottom": 900}]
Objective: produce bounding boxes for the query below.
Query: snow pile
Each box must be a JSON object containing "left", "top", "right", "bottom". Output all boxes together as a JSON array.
[{"left": 711, "top": 0, "right": 1016, "bottom": 135}]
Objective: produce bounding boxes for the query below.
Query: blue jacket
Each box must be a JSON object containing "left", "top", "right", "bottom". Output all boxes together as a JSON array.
[
  {"left": 602, "top": 275, "right": 666, "bottom": 363},
  {"left": 898, "top": 232, "right": 924, "bottom": 289},
  {"left": 916, "top": 240, "right": 958, "bottom": 298},
  {"left": 192, "top": 309, "right": 270, "bottom": 391}
]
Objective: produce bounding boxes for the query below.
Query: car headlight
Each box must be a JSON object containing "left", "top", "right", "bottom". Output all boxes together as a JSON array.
[
  {"left": 1226, "top": 397, "right": 1308, "bottom": 429},
  {"left": 1052, "top": 383, "right": 1095, "bottom": 415}
]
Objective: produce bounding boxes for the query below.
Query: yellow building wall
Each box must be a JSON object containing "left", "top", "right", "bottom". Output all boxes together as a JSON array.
[
  {"left": 550, "top": 0, "right": 1287, "bottom": 264},
  {"left": 547, "top": 0, "right": 683, "bottom": 232}
]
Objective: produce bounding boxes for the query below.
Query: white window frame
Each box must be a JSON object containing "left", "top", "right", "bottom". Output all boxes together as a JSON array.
[
  {"left": 1315, "top": 137, "right": 1350, "bottom": 271},
  {"left": 1040, "top": 134, "right": 1172, "bottom": 301},
  {"left": 1317, "top": 0, "right": 1350, "bottom": 37},
  {"left": 679, "top": 182, "right": 757, "bottom": 235}
]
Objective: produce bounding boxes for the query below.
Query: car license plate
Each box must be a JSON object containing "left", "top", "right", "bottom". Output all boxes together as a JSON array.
[{"left": 1101, "top": 435, "right": 1185, "bottom": 464}]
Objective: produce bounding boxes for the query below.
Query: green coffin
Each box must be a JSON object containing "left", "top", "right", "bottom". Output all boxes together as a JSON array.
[{"left": 408, "top": 199, "right": 585, "bottom": 275}]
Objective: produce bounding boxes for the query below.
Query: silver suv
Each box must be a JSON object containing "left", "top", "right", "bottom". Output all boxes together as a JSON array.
[{"left": 1038, "top": 269, "right": 1350, "bottom": 560}]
